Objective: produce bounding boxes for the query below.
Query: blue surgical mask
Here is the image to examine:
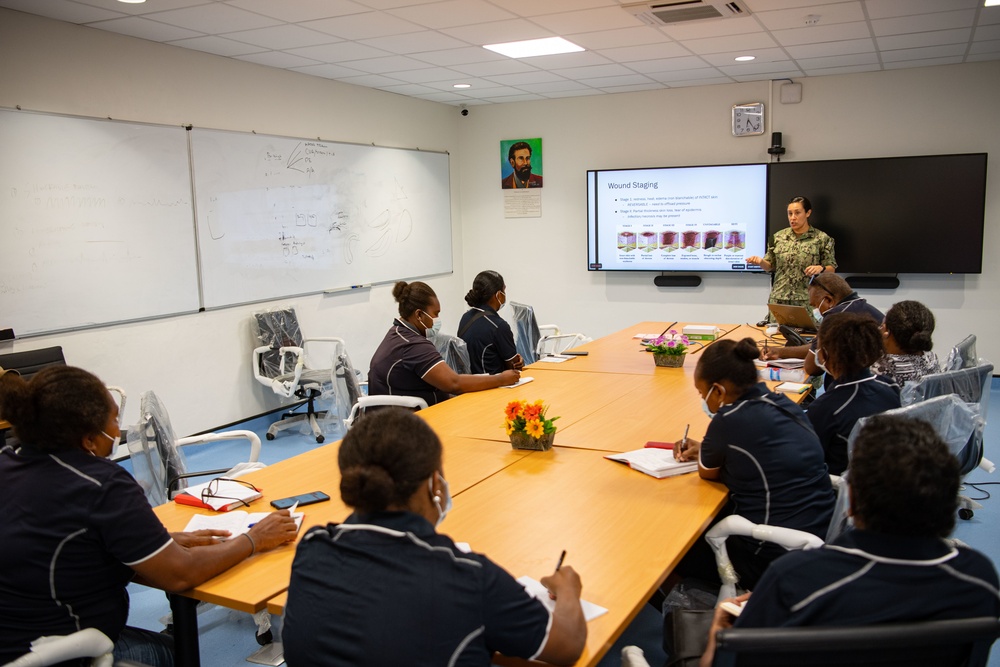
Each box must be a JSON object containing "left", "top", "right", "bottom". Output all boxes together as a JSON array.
[
  {"left": 497, "top": 291, "right": 507, "bottom": 311},
  {"left": 814, "top": 348, "right": 829, "bottom": 374},
  {"left": 429, "top": 472, "right": 452, "bottom": 526},
  {"left": 420, "top": 311, "right": 442, "bottom": 337},
  {"left": 701, "top": 386, "right": 717, "bottom": 419}
]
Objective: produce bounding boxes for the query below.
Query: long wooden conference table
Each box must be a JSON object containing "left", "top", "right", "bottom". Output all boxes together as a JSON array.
[{"left": 154, "top": 321, "right": 794, "bottom": 666}]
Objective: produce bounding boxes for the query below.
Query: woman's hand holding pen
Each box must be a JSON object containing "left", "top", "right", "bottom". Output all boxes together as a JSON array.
[{"left": 675, "top": 437, "right": 702, "bottom": 463}]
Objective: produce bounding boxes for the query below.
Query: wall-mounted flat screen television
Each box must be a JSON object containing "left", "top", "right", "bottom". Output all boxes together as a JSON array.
[
  {"left": 587, "top": 163, "right": 768, "bottom": 273},
  {"left": 767, "top": 153, "right": 987, "bottom": 274}
]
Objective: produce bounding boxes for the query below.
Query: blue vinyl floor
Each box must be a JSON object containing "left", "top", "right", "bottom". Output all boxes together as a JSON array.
[{"left": 123, "top": 381, "right": 1000, "bottom": 667}]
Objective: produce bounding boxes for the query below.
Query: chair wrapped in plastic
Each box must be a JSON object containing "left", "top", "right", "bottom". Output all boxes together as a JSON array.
[
  {"left": 127, "top": 391, "right": 262, "bottom": 507},
  {"left": 900, "top": 362, "right": 993, "bottom": 414},
  {"left": 428, "top": 330, "right": 472, "bottom": 375},
  {"left": 945, "top": 334, "right": 978, "bottom": 371},
  {"left": 252, "top": 307, "right": 342, "bottom": 443},
  {"left": 508, "top": 302, "right": 560, "bottom": 365}
]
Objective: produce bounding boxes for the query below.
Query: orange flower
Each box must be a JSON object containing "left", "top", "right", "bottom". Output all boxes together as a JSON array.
[
  {"left": 523, "top": 402, "right": 543, "bottom": 421},
  {"left": 525, "top": 418, "right": 545, "bottom": 438},
  {"left": 504, "top": 401, "right": 523, "bottom": 420}
]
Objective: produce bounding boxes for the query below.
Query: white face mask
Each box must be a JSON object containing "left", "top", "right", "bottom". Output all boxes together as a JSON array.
[
  {"left": 497, "top": 291, "right": 506, "bottom": 311},
  {"left": 701, "top": 386, "right": 717, "bottom": 419},
  {"left": 99, "top": 430, "right": 120, "bottom": 458},
  {"left": 428, "top": 472, "right": 452, "bottom": 527},
  {"left": 812, "top": 296, "right": 829, "bottom": 323},
  {"left": 814, "top": 348, "right": 829, "bottom": 374},
  {"left": 420, "top": 311, "right": 442, "bottom": 337}
]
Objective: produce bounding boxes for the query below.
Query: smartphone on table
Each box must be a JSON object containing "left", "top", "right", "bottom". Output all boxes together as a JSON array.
[{"left": 270, "top": 491, "right": 330, "bottom": 510}]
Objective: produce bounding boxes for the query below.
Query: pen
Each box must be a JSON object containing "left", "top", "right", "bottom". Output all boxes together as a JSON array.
[
  {"left": 677, "top": 424, "right": 690, "bottom": 461},
  {"left": 289, "top": 501, "right": 299, "bottom": 516},
  {"left": 554, "top": 550, "right": 566, "bottom": 573}
]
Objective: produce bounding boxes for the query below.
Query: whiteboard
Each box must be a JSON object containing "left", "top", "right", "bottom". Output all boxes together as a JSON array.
[
  {"left": 0, "top": 110, "right": 199, "bottom": 335},
  {"left": 191, "top": 129, "right": 452, "bottom": 308}
]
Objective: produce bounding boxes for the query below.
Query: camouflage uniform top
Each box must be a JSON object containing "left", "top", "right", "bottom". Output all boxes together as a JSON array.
[{"left": 763, "top": 226, "right": 837, "bottom": 307}]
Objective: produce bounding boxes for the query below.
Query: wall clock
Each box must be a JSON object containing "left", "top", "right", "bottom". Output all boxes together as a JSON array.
[{"left": 732, "top": 102, "right": 765, "bottom": 137}]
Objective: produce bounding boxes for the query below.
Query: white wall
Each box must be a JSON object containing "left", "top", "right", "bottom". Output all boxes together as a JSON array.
[
  {"left": 0, "top": 9, "right": 466, "bottom": 435},
  {"left": 3, "top": 8, "right": 998, "bottom": 436},
  {"left": 456, "top": 63, "right": 1000, "bottom": 368}
]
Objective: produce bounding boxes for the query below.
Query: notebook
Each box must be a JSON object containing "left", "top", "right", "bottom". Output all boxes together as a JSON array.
[
  {"left": 605, "top": 448, "right": 698, "bottom": 479},
  {"left": 767, "top": 303, "right": 817, "bottom": 331}
]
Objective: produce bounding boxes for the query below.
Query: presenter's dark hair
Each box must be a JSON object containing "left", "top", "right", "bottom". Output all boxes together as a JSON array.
[
  {"left": 508, "top": 141, "right": 531, "bottom": 161},
  {"left": 849, "top": 415, "right": 958, "bottom": 537},
  {"left": 695, "top": 337, "right": 759, "bottom": 391},
  {"left": 465, "top": 270, "right": 505, "bottom": 307},
  {"left": 339, "top": 407, "right": 442, "bottom": 514},
  {"left": 884, "top": 300, "right": 935, "bottom": 354},
  {"left": 788, "top": 196, "right": 812, "bottom": 212},
  {"left": 392, "top": 281, "right": 437, "bottom": 319},
  {"left": 817, "top": 312, "right": 883, "bottom": 376},
  {"left": 0, "top": 365, "right": 112, "bottom": 453}
]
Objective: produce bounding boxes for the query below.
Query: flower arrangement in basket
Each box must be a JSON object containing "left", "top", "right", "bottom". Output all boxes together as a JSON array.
[
  {"left": 645, "top": 330, "right": 690, "bottom": 368},
  {"left": 504, "top": 400, "right": 559, "bottom": 451}
]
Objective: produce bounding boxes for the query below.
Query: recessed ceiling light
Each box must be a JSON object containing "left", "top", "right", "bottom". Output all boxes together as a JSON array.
[
  {"left": 117, "top": 0, "right": 146, "bottom": 3},
  {"left": 483, "top": 37, "right": 584, "bottom": 59},
  {"left": 985, "top": 0, "right": 999, "bottom": 6},
  {"left": 734, "top": 55, "right": 756, "bottom": 62},
  {"left": 453, "top": 83, "right": 472, "bottom": 89}
]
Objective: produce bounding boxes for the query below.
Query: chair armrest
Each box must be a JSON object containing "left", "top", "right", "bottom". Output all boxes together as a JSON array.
[
  {"left": 8, "top": 628, "right": 113, "bottom": 666},
  {"left": 176, "top": 429, "right": 262, "bottom": 463},
  {"left": 253, "top": 345, "right": 305, "bottom": 398},
  {"left": 344, "top": 395, "right": 429, "bottom": 429}
]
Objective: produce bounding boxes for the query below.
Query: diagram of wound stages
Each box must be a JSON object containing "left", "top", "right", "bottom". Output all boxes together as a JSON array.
[{"left": 617, "top": 224, "right": 747, "bottom": 261}]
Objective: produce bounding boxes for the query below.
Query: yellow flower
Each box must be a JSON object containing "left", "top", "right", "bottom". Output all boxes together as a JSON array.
[
  {"left": 525, "top": 418, "right": 545, "bottom": 438},
  {"left": 505, "top": 420, "right": 516, "bottom": 435}
]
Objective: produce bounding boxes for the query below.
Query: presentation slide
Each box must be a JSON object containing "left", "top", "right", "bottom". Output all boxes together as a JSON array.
[{"left": 587, "top": 164, "right": 767, "bottom": 273}]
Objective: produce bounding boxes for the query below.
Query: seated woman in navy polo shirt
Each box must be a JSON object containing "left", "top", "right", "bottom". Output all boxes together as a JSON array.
[
  {"left": 674, "top": 338, "right": 835, "bottom": 590},
  {"left": 872, "top": 300, "right": 940, "bottom": 385},
  {"left": 282, "top": 408, "right": 587, "bottom": 666},
  {"left": 700, "top": 416, "right": 1000, "bottom": 667},
  {"left": 368, "top": 281, "right": 520, "bottom": 406},
  {"left": 0, "top": 365, "right": 298, "bottom": 667},
  {"left": 458, "top": 270, "right": 524, "bottom": 375},
  {"left": 807, "top": 312, "right": 901, "bottom": 475}
]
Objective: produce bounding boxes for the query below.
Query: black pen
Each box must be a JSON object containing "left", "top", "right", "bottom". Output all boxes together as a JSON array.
[
  {"left": 658, "top": 321, "right": 678, "bottom": 337},
  {"left": 676, "top": 423, "right": 690, "bottom": 460},
  {"left": 554, "top": 549, "right": 566, "bottom": 573}
]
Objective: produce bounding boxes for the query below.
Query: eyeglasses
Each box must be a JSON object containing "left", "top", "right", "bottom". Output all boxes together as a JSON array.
[{"left": 200, "top": 477, "right": 261, "bottom": 509}]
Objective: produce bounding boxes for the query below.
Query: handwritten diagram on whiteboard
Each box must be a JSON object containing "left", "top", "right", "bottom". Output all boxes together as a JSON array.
[{"left": 191, "top": 128, "right": 452, "bottom": 309}]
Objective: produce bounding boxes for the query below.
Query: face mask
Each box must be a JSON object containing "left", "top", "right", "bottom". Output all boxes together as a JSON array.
[
  {"left": 419, "top": 311, "right": 442, "bottom": 337},
  {"left": 814, "top": 348, "right": 829, "bottom": 374},
  {"left": 812, "top": 297, "right": 828, "bottom": 323},
  {"left": 428, "top": 472, "right": 452, "bottom": 527},
  {"left": 701, "top": 386, "right": 717, "bottom": 419},
  {"left": 497, "top": 291, "right": 507, "bottom": 311},
  {"left": 99, "top": 430, "right": 120, "bottom": 458}
]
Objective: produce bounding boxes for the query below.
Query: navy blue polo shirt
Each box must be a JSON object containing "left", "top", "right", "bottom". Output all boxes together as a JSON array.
[
  {"left": 738, "top": 529, "right": 1000, "bottom": 631},
  {"left": 0, "top": 444, "right": 173, "bottom": 664},
  {"left": 282, "top": 512, "right": 551, "bottom": 667},
  {"left": 700, "top": 383, "right": 834, "bottom": 539},
  {"left": 458, "top": 306, "right": 519, "bottom": 375},
  {"left": 368, "top": 319, "right": 450, "bottom": 406},
  {"left": 811, "top": 293, "right": 884, "bottom": 385},
  {"left": 806, "top": 371, "right": 900, "bottom": 475}
]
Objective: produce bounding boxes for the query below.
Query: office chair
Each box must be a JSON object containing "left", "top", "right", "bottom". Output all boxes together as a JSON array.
[
  {"left": 945, "top": 334, "right": 978, "bottom": 371},
  {"left": 900, "top": 362, "right": 993, "bottom": 415},
  {"left": 427, "top": 330, "right": 472, "bottom": 375},
  {"left": 127, "top": 391, "right": 262, "bottom": 507},
  {"left": 4, "top": 628, "right": 113, "bottom": 667},
  {"left": 711, "top": 615, "right": 1000, "bottom": 667},
  {"left": 0, "top": 346, "right": 66, "bottom": 380},
  {"left": 252, "top": 307, "right": 342, "bottom": 443},
  {"left": 508, "top": 302, "right": 588, "bottom": 363}
]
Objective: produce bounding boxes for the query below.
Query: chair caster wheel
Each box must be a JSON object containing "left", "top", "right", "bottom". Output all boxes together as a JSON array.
[
  {"left": 256, "top": 629, "right": 273, "bottom": 646},
  {"left": 265, "top": 433, "right": 275, "bottom": 440},
  {"left": 315, "top": 435, "right": 325, "bottom": 443},
  {"left": 959, "top": 508, "right": 974, "bottom": 520}
]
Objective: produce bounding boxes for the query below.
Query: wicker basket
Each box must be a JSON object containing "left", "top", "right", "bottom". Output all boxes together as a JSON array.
[
  {"left": 653, "top": 353, "right": 686, "bottom": 368},
  {"left": 509, "top": 431, "right": 555, "bottom": 451}
]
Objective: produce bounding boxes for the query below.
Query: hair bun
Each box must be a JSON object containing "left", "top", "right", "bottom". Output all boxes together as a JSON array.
[
  {"left": 910, "top": 331, "right": 934, "bottom": 352},
  {"left": 340, "top": 464, "right": 394, "bottom": 510},
  {"left": 392, "top": 281, "right": 409, "bottom": 302},
  {"left": 734, "top": 337, "right": 760, "bottom": 361}
]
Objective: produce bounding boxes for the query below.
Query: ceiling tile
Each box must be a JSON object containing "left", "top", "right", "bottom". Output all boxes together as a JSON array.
[
  {"left": 412, "top": 46, "right": 503, "bottom": 66},
  {"left": 287, "top": 42, "right": 392, "bottom": 62},
  {"left": 718, "top": 60, "right": 801, "bottom": 75},
  {"left": 147, "top": 4, "right": 281, "bottom": 33},
  {"left": 871, "top": 10, "right": 976, "bottom": 37},
  {"left": 289, "top": 62, "right": 368, "bottom": 78},
  {"left": 517, "top": 80, "right": 593, "bottom": 93},
  {"left": 666, "top": 76, "right": 734, "bottom": 88},
  {"left": 701, "top": 47, "right": 789, "bottom": 66},
  {"left": 387, "top": 0, "right": 515, "bottom": 29},
  {"left": 744, "top": 0, "right": 840, "bottom": 12},
  {"left": 225, "top": 25, "right": 337, "bottom": 50},
  {"left": 730, "top": 69, "right": 803, "bottom": 81},
  {"left": 382, "top": 66, "right": 467, "bottom": 83},
  {"left": 863, "top": 0, "right": 979, "bottom": 20},
  {"left": 224, "top": 0, "right": 370, "bottom": 22},
  {"left": 512, "top": 51, "right": 613, "bottom": 69},
  {"left": 168, "top": 35, "right": 266, "bottom": 57},
  {"left": 974, "top": 24, "right": 1000, "bottom": 40},
  {"left": 771, "top": 21, "right": 872, "bottom": 47},
  {"left": 881, "top": 56, "right": 964, "bottom": 70},
  {"left": 88, "top": 16, "right": 202, "bottom": 41},
  {"left": 560, "top": 26, "right": 667, "bottom": 50},
  {"left": 682, "top": 32, "right": 779, "bottom": 55},
  {"left": 626, "top": 55, "right": 712, "bottom": 74},
  {"left": 441, "top": 18, "right": 553, "bottom": 44},
  {"left": 497, "top": 0, "right": 616, "bottom": 19},
  {"left": 530, "top": 7, "right": 643, "bottom": 35},
  {"left": 578, "top": 73, "right": 655, "bottom": 88},
  {"left": 966, "top": 52, "right": 1000, "bottom": 62},
  {"left": 484, "top": 70, "right": 569, "bottom": 85},
  {"left": 795, "top": 52, "right": 880, "bottom": 70},
  {"left": 542, "top": 88, "right": 605, "bottom": 98},
  {"left": 877, "top": 28, "right": 971, "bottom": 51},
  {"left": 480, "top": 93, "right": 547, "bottom": 103},
  {"left": 377, "top": 82, "right": 440, "bottom": 95},
  {"left": 302, "top": 12, "right": 424, "bottom": 40},
  {"left": 880, "top": 44, "right": 968, "bottom": 62},
  {"left": 73, "top": 0, "right": 205, "bottom": 15},
  {"left": 970, "top": 39, "right": 1000, "bottom": 55},
  {"left": 0, "top": 0, "right": 122, "bottom": 23},
  {"left": 234, "top": 51, "right": 322, "bottom": 68},
  {"left": 335, "top": 73, "right": 409, "bottom": 87},
  {"left": 597, "top": 42, "right": 691, "bottom": 63},
  {"left": 359, "top": 30, "right": 469, "bottom": 53},
  {"left": 421, "top": 78, "right": 504, "bottom": 92},
  {"left": 550, "top": 63, "right": 635, "bottom": 80},
  {"left": 785, "top": 38, "right": 875, "bottom": 59},
  {"left": 449, "top": 59, "right": 538, "bottom": 76},
  {"left": 598, "top": 82, "right": 666, "bottom": 94},
  {"left": 413, "top": 90, "right": 476, "bottom": 102},
  {"left": 661, "top": 16, "right": 764, "bottom": 41},
  {"left": 342, "top": 54, "right": 438, "bottom": 73},
  {"left": 800, "top": 63, "right": 881, "bottom": 76},
  {"left": 755, "top": 3, "right": 865, "bottom": 31},
  {"left": 470, "top": 85, "right": 535, "bottom": 98},
  {"left": 647, "top": 67, "right": 730, "bottom": 82}
]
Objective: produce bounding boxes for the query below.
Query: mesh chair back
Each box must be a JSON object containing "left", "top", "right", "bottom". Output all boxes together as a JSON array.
[
  {"left": 253, "top": 308, "right": 304, "bottom": 380},
  {"left": 127, "top": 391, "right": 188, "bottom": 506},
  {"left": 429, "top": 331, "right": 472, "bottom": 375},
  {"left": 945, "top": 334, "right": 978, "bottom": 371},
  {"left": 0, "top": 346, "right": 66, "bottom": 380},
  {"left": 509, "top": 302, "right": 541, "bottom": 365},
  {"left": 900, "top": 363, "right": 993, "bottom": 419}
]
